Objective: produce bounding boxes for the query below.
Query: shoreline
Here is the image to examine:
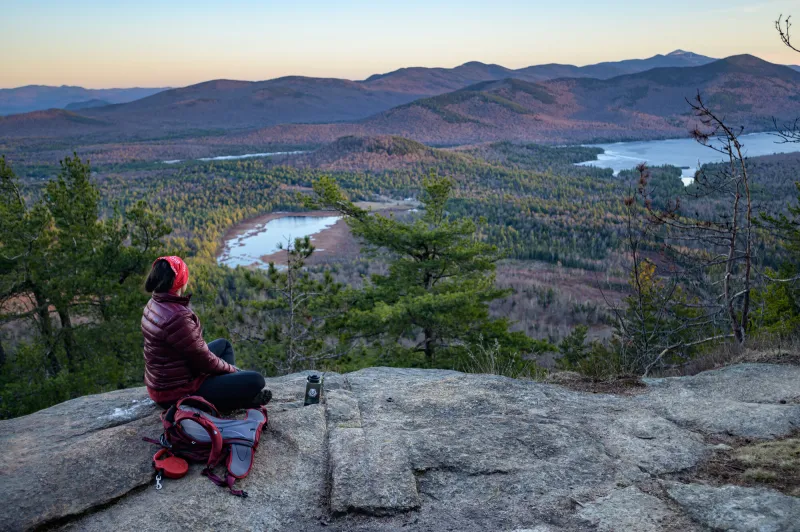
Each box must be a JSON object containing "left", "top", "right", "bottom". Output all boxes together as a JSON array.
[
  {"left": 216, "top": 201, "right": 415, "bottom": 268},
  {"left": 216, "top": 210, "right": 340, "bottom": 268}
]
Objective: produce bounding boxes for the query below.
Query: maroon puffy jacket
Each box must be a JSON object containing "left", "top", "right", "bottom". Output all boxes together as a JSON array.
[{"left": 142, "top": 292, "right": 235, "bottom": 403}]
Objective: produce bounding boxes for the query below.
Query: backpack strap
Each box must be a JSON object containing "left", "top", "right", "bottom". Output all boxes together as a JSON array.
[
  {"left": 226, "top": 406, "right": 269, "bottom": 477},
  {"left": 217, "top": 406, "right": 269, "bottom": 497},
  {"left": 249, "top": 405, "right": 269, "bottom": 451},
  {"left": 175, "top": 395, "right": 220, "bottom": 417},
  {"left": 172, "top": 408, "right": 225, "bottom": 469},
  {"left": 203, "top": 469, "right": 249, "bottom": 498}
]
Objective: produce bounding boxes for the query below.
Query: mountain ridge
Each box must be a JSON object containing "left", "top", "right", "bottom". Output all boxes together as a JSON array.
[
  {"left": 2, "top": 53, "right": 798, "bottom": 147},
  {"left": 0, "top": 50, "right": 716, "bottom": 117},
  {"left": 0, "top": 85, "right": 169, "bottom": 116},
  {"left": 216, "top": 54, "right": 800, "bottom": 147},
  {"left": 364, "top": 50, "right": 718, "bottom": 92}
]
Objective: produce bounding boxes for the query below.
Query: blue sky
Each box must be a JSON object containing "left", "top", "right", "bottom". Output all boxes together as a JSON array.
[{"left": 2, "top": 0, "right": 799, "bottom": 88}]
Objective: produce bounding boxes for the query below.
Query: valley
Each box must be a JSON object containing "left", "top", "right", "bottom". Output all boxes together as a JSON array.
[{"left": 3, "top": 45, "right": 800, "bottom": 417}]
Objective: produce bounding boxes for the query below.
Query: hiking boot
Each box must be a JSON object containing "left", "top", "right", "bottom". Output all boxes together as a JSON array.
[{"left": 251, "top": 388, "right": 272, "bottom": 407}]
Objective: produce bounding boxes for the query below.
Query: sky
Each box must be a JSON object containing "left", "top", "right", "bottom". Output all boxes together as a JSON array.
[{"left": 3, "top": 0, "right": 800, "bottom": 89}]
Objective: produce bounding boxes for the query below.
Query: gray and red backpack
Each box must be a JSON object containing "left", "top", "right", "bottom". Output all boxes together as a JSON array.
[{"left": 144, "top": 396, "right": 269, "bottom": 497}]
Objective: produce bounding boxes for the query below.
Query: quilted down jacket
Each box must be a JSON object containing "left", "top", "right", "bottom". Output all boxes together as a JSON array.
[{"left": 142, "top": 292, "right": 235, "bottom": 403}]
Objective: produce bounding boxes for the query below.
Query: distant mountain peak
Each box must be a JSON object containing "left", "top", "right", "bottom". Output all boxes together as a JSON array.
[
  {"left": 667, "top": 49, "right": 693, "bottom": 56},
  {"left": 455, "top": 61, "right": 510, "bottom": 72},
  {"left": 715, "top": 53, "right": 795, "bottom": 74},
  {"left": 722, "top": 53, "right": 764, "bottom": 64}
]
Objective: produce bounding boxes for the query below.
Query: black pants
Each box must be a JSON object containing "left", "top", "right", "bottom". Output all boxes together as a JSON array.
[{"left": 194, "top": 339, "right": 266, "bottom": 411}]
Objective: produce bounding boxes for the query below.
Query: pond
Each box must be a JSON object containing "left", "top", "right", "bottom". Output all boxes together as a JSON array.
[
  {"left": 218, "top": 215, "right": 341, "bottom": 269},
  {"left": 576, "top": 132, "right": 800, "bottom": 184}
]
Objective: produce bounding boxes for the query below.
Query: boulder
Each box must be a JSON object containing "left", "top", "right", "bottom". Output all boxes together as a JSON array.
[
  {"left": 641, "top": 363, "right": 800, "bottom": 438},
  {"left": 0, "top": 363, "right": 797, "bottom": 531},
  {"left": 576, "top": 486, "right": 697, "bottom": 532},
  {"left": 665, "top": 482, "right": 800, "bottom": 532},
  {"left": 0, "top": 387, "right": 160, "bottom": 531}
]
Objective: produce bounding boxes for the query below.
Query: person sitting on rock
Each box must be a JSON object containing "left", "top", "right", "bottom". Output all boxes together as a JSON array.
[{"left": 142, "top": 256, "right": 271, "bottom": 410}]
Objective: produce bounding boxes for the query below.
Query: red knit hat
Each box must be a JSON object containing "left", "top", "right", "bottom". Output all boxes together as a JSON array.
[{"left": 153, "top": 256, "right": 189, "bottom": 294}]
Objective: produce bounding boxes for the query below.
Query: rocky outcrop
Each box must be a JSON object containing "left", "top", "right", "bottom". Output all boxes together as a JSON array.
[
  {"left": 1, "top": 363, "right": 798, "bottom": 531},
  {"left": 665, "top": 482, "right": 800, "bottom": 532}
]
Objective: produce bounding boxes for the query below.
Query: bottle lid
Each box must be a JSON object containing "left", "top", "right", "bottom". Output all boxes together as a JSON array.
[{"left": 307, "top": 374, "right": 321, "bottom": 383}]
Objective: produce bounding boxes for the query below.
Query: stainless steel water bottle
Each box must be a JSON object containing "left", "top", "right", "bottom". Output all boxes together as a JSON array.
[{"left": 304, "top": 374, "right": 322, "bottom": 405}]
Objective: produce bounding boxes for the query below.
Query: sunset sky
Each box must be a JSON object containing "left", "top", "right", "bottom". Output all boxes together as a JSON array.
[{"left": 3, "top": 0, "right": 800, "bottom": 89}]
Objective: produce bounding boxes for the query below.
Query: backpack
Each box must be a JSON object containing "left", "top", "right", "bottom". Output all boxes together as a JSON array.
[{"left": 144, "top": 396, "right": 269, "bottom": 497}]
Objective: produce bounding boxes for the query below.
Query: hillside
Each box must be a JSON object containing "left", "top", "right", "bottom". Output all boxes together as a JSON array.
[
  {"left": 0, "top": 108, "right": 112, "bottom": 137},
  {"left": 86, "top": 51, "right": 717, "bottom": 134},
  {"left": 3, "top": 364, "right": 798, "bottom": 531},
  {"left": 228, "top": 54, "right": 800, "bottom": 146},
  {"left": 0, "top": 77, "right": 433, "bottom": 140},
  {"left": 284, "top": 135, "right": 472, "bottom": 171},
  {"left": 0, "top": 85, "right": 167, "bottom": 116},
  {"left": 365, "top": 50, "right": 716, "bottom": 91},
  {"left": 557, "top": 54, "right": 800, "bottom": 127},
  {"left": 385, "top": 54, "right": 800, "bottom": 142},
  {"left": 83, "top": 77, "right": 429, "bottom": 130},
  {"left": 65, "top": 98, "right": 111, "bottom": 110},
  {"left": 364, "top": 61, "right": 521, "bottom": 93},
  {"left": 532, "top": 49, "right": 715, "bottom": 79}
]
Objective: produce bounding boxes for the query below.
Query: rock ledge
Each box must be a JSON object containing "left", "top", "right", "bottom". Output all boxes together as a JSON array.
[{"left": 1, "top": 363, "right": 798, "bottom": 531}]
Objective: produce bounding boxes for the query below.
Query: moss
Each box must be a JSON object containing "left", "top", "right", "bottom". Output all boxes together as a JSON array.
[
  {"left": 730, "top": 437, "right": 800, "bottom": 493},
  {"left": 742, "top": 468, "right": 779, "bottom": 482},
  {"left": 734, "top": 438, "right": 800, "bottom": 470}
]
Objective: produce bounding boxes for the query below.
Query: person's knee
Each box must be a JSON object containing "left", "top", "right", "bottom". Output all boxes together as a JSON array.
[
  {"left": 252, "top": 372, "right": 266, "bottom": 392},
  {"left": 214, "top": 338, "right": 233, "bottom": 354},
  {"left": 241, "top": 371, "right": 265, "bottom": 394}
]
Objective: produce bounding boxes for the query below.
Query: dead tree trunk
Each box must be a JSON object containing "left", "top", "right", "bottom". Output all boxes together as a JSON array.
[
  {"left": 57, "top": 307, "right": 76, "bottom": 371},
  {"left": 31, "top": 285, "right": 62, "bottom": 375},
  {"left": 628, "top": 93, "right": 756, "bottom": 369}
]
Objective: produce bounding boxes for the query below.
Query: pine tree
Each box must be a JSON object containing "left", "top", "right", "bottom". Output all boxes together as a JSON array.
[
  {"left": 234, "top": 236, "right": 345, "bottom": 374},
  {"left": 0, "top": 156, "right": 59, "bottom": 373},
  {"left": 310, "top": 173, "right": 543, "bottom": 367},
  {"left": 0, "top": 155, "right": 171, "bottom": 417},
  {"left": 757, "top": 182, "right": 800, "bottom": 333}
]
